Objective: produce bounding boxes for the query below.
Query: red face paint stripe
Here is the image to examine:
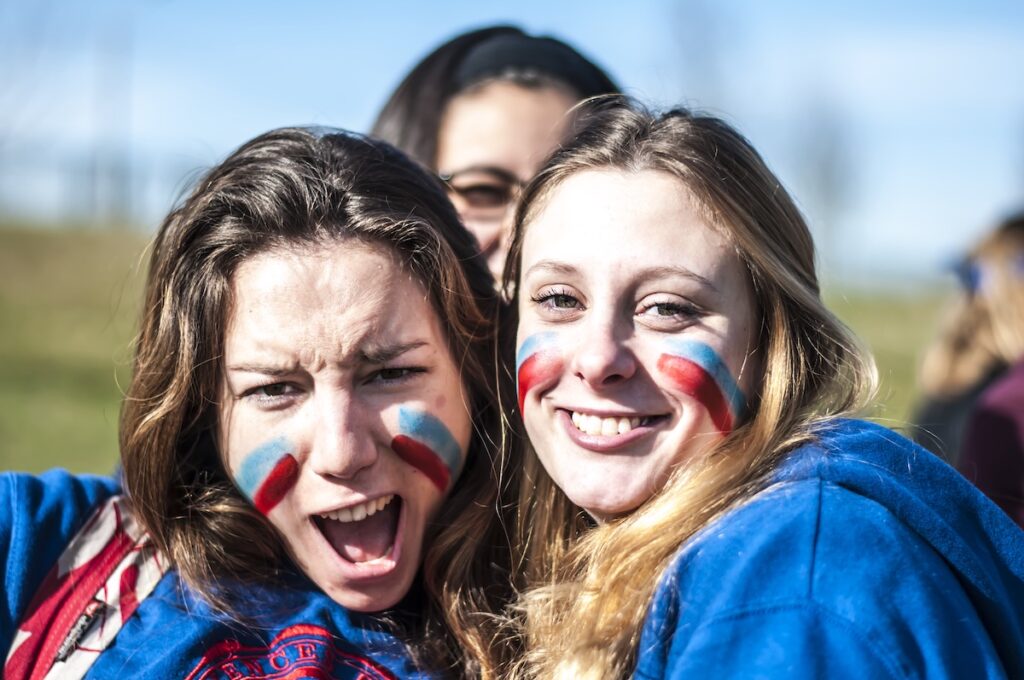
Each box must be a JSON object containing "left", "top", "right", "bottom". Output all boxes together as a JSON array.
[
  {"left": 657, "top": 354, "right": 734, "bottom": 434},
  {"left": 517, "top": 352, "right": 564, "bottom": 413},
  {"left": 391, "top": 434, "right": 451, "bottom": 492},
  {"left": 251, "top": 454, "right": 300, "bottom": 515}
]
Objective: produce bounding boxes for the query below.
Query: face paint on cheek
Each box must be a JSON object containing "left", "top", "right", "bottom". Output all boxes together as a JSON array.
[
  {"left": 516, "top": 332, "right": 564, "bottom": 413},
  {"left": 391, "top": 406, "right": 465, "bottom": 493},
  {"left": 235, "top": 437, "right": 300, "bottom": 515},
  {"left": 657, "top": 339, "right": 746, "bottom": 434}
]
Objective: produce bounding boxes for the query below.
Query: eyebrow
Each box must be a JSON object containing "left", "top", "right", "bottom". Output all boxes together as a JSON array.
[
  {"left": 225, "top": 341, "right": 430, "bottom": 375},
  {"left": 224, "top": 363, "right": 296, "bottom": 376},
  {"left": 523, "top": 259, "right": 579, "bottom": 279},
  {"left": 524, "top": 260, "right": 719, "bottom": 294},
  {"left": 637, "top": 265, "right": 719, "bottom": 294},
  {"left": 359, "top": 340, "right": 429, "bottom": 365}
]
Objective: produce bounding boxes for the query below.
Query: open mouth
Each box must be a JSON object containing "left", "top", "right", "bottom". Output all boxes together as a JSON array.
[
  {"left": 313, "top": 494, "right": 402, "bottom": 564},
  {"left": 568, "top": 410, "right": 667, "bottom": 436}
]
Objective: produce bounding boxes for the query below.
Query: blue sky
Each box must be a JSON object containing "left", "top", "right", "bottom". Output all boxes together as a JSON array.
[{"left": 2, "top": 0, "right": 1023, "bottom": 284}]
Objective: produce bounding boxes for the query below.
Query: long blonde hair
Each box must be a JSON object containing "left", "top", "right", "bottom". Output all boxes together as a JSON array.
[
  {"left": 501, "top": 100, "right": 876, "bottom": 678},
  {"left": 919, "top": 213, "right": 1024, "bottom": 397}
]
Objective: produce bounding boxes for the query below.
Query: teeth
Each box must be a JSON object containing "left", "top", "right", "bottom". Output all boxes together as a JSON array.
[
  {"left": 570, "top": 412, "right": 648, "bottom": 436},
  {"left": 617, "top": 417, "right": 631, "bottom": 435},
  {"left": 320, "top": 494, "right": 394, "bottom": 523}
]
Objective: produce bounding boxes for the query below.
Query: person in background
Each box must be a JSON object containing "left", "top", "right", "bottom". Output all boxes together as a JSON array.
[
  {"left": 956, "top": 216, "right": 1024, "bottom": 527},
  {"left": 1, "top": 127, "right": 512, "bottom": 679},
  {"left": 372, "top": 25, "right": 619, "bottom": 280},
  {"left": 504, "top": 99, "right": 1024, "bottom": 678},
  {"left": 911, "top": 213, "right": 1024, "bottom": 465}
]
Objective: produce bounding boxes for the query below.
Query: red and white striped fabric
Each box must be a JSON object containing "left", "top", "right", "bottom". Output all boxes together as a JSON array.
[{"left": 4, "top": 495, "right": 166, "bottom": 680}]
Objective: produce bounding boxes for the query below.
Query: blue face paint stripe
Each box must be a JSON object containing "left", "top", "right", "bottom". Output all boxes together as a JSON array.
[
  {"left": 516, "top": 332, "right": 558, "bottom": 371},
  {"left": 396, "top": 406, "right": 463, "bottom": 475},
  {"left": 236, "top": 437, "right": 292, "bottom": 499},
  {"left": 662, "top": 339, "right": 746, "bottom": 417}
]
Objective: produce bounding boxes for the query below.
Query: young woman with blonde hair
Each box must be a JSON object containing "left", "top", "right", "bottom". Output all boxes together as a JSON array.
[
  {"left": 955, "top": 216, "right": 1024, "bottom": 526},
  {"left": 504, "top": 99, "right": 1024, "bottom": 678}
]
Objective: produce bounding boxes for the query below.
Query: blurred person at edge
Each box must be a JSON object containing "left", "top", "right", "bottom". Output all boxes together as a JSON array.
[
  {"left": 911, "top": 213, "right": 1024, "bottom": 467},
  {"left": 372, "top": 25, "right": 619, "bottom": 280},
  {"left": 953, "top": 215, "right": 1024, "bottom": 527}
]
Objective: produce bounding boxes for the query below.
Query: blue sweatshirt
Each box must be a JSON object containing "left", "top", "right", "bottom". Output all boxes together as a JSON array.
[
  {"left": 0, "top": 470, "right": 434, "bottom": 679},
  {"left": 634, "top": 419, "right": 1024, "bottom": 679}
]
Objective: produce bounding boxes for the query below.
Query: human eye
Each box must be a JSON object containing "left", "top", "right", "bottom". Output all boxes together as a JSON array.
[
  {"left": 365, "top": 366, "right": 427, "bottom": 386},
  {"left": 453, "top": 182, "right": 512, "bottom": 209},
  {"left": 241, "top": 382, "right": 301, "bottom": 408},
  {"left": 530, "top": 286, "right": 582, "bottom": 312},
  {"left": 637, "top": 296, "right": 703, "bottom": 327}
]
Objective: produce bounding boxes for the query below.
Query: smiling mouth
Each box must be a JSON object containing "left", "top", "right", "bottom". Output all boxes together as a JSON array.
[
  {"left": 568, "top": 410, "right": 667, "bottom": 436},
  {"left": 314, "top": 495, "right": 401, "bottom": 564}
]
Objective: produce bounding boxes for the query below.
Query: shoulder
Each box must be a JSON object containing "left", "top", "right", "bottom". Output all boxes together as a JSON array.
[
  {"left": 976, "top": 359, "right": 1024, "bottom": 415},
  {"left": 962, "top": 360, "right": 1024, "bottom": 454},
  {"left": 636, "top": 420, "right": 1023, "bottom": 678},
  {"left": 1, "top": 470, "right": 119, "bottom": 563},
  {"left": 1, "top": 469, "right": 118, "bottom": 521},
  {"left": 1, "top": 470, "right": 119, "bottom": 658}
]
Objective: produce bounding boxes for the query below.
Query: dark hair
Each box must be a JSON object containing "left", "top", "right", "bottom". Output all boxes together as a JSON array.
[
  {"left": 371, "top": 25, "right": 620, "bottom": 168},
  {"left": 119, "top": 127, "right": 511, "bottom": 676}
]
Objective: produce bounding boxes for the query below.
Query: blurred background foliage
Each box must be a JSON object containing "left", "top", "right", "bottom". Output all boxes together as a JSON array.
[{"left": 1, "top": 222, "right": 146, "bottom": 473}]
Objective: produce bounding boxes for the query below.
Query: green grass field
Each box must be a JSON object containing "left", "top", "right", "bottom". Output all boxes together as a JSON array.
[
  {"left": 0, "top": 224, "right": 948, "bottom": 474},
  {"left": 1, "top": 224, "right": 148, "bottom": 473}
]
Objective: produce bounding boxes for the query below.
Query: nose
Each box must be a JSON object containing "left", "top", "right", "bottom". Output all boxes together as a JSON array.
[
  {"left": 309, "top": 391, "right": 379, "bottom": 480},
  {"left": 571, "top": 317, "right": 636, "bottom": 389}
]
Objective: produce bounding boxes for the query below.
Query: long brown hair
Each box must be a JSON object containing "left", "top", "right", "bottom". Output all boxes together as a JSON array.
[
  {"left": 119, "top": 127, "right": 513, "bottom": 677},
  {"left": 501, "top": 100, "right": 876, "bottom": 678}
]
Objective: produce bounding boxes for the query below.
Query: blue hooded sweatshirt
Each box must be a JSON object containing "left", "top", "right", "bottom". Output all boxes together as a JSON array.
[
  {"left": 634, "top": 419, "right": 1024, "bottom": 679},
  {"left": 0, "top": 470, "right": 434, "bottom": 678}
]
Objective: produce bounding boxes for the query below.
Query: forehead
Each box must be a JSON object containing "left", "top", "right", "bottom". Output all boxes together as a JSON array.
[
  {"left": 224, "top": 240, "right": 445, "bottom": 356},
  {"left": 522, "top": 169, "right": 740, "bottom": 283},
  {"left": 436, "top": 81, "right": 576, "bottom": 179}
]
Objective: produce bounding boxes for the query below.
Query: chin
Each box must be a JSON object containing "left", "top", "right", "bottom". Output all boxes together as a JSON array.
[
  {"left": 569, "top": 491, "right": 644, "bottom": 523},
  {"left": 326, "top": 575, "right": 412, "bottom": 613}
]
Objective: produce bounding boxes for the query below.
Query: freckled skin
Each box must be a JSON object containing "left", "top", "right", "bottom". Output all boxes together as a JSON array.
[
  {"left": 236, "top": 438, "right": 301, "bottom": 515},
  {"left": 391, "top": 436, "right": 450, "bottom": 492},
  {"left": 390, "top": 407, "right": 465, "bottom": 492}
]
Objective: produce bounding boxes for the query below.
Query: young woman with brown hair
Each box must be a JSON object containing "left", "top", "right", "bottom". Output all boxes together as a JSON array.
[
  {"left": 372, "top": 25, "right": 619, "bottom": 280},
  {"left": 2, "top": 127, "right": 512, "bottom": 678}
]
